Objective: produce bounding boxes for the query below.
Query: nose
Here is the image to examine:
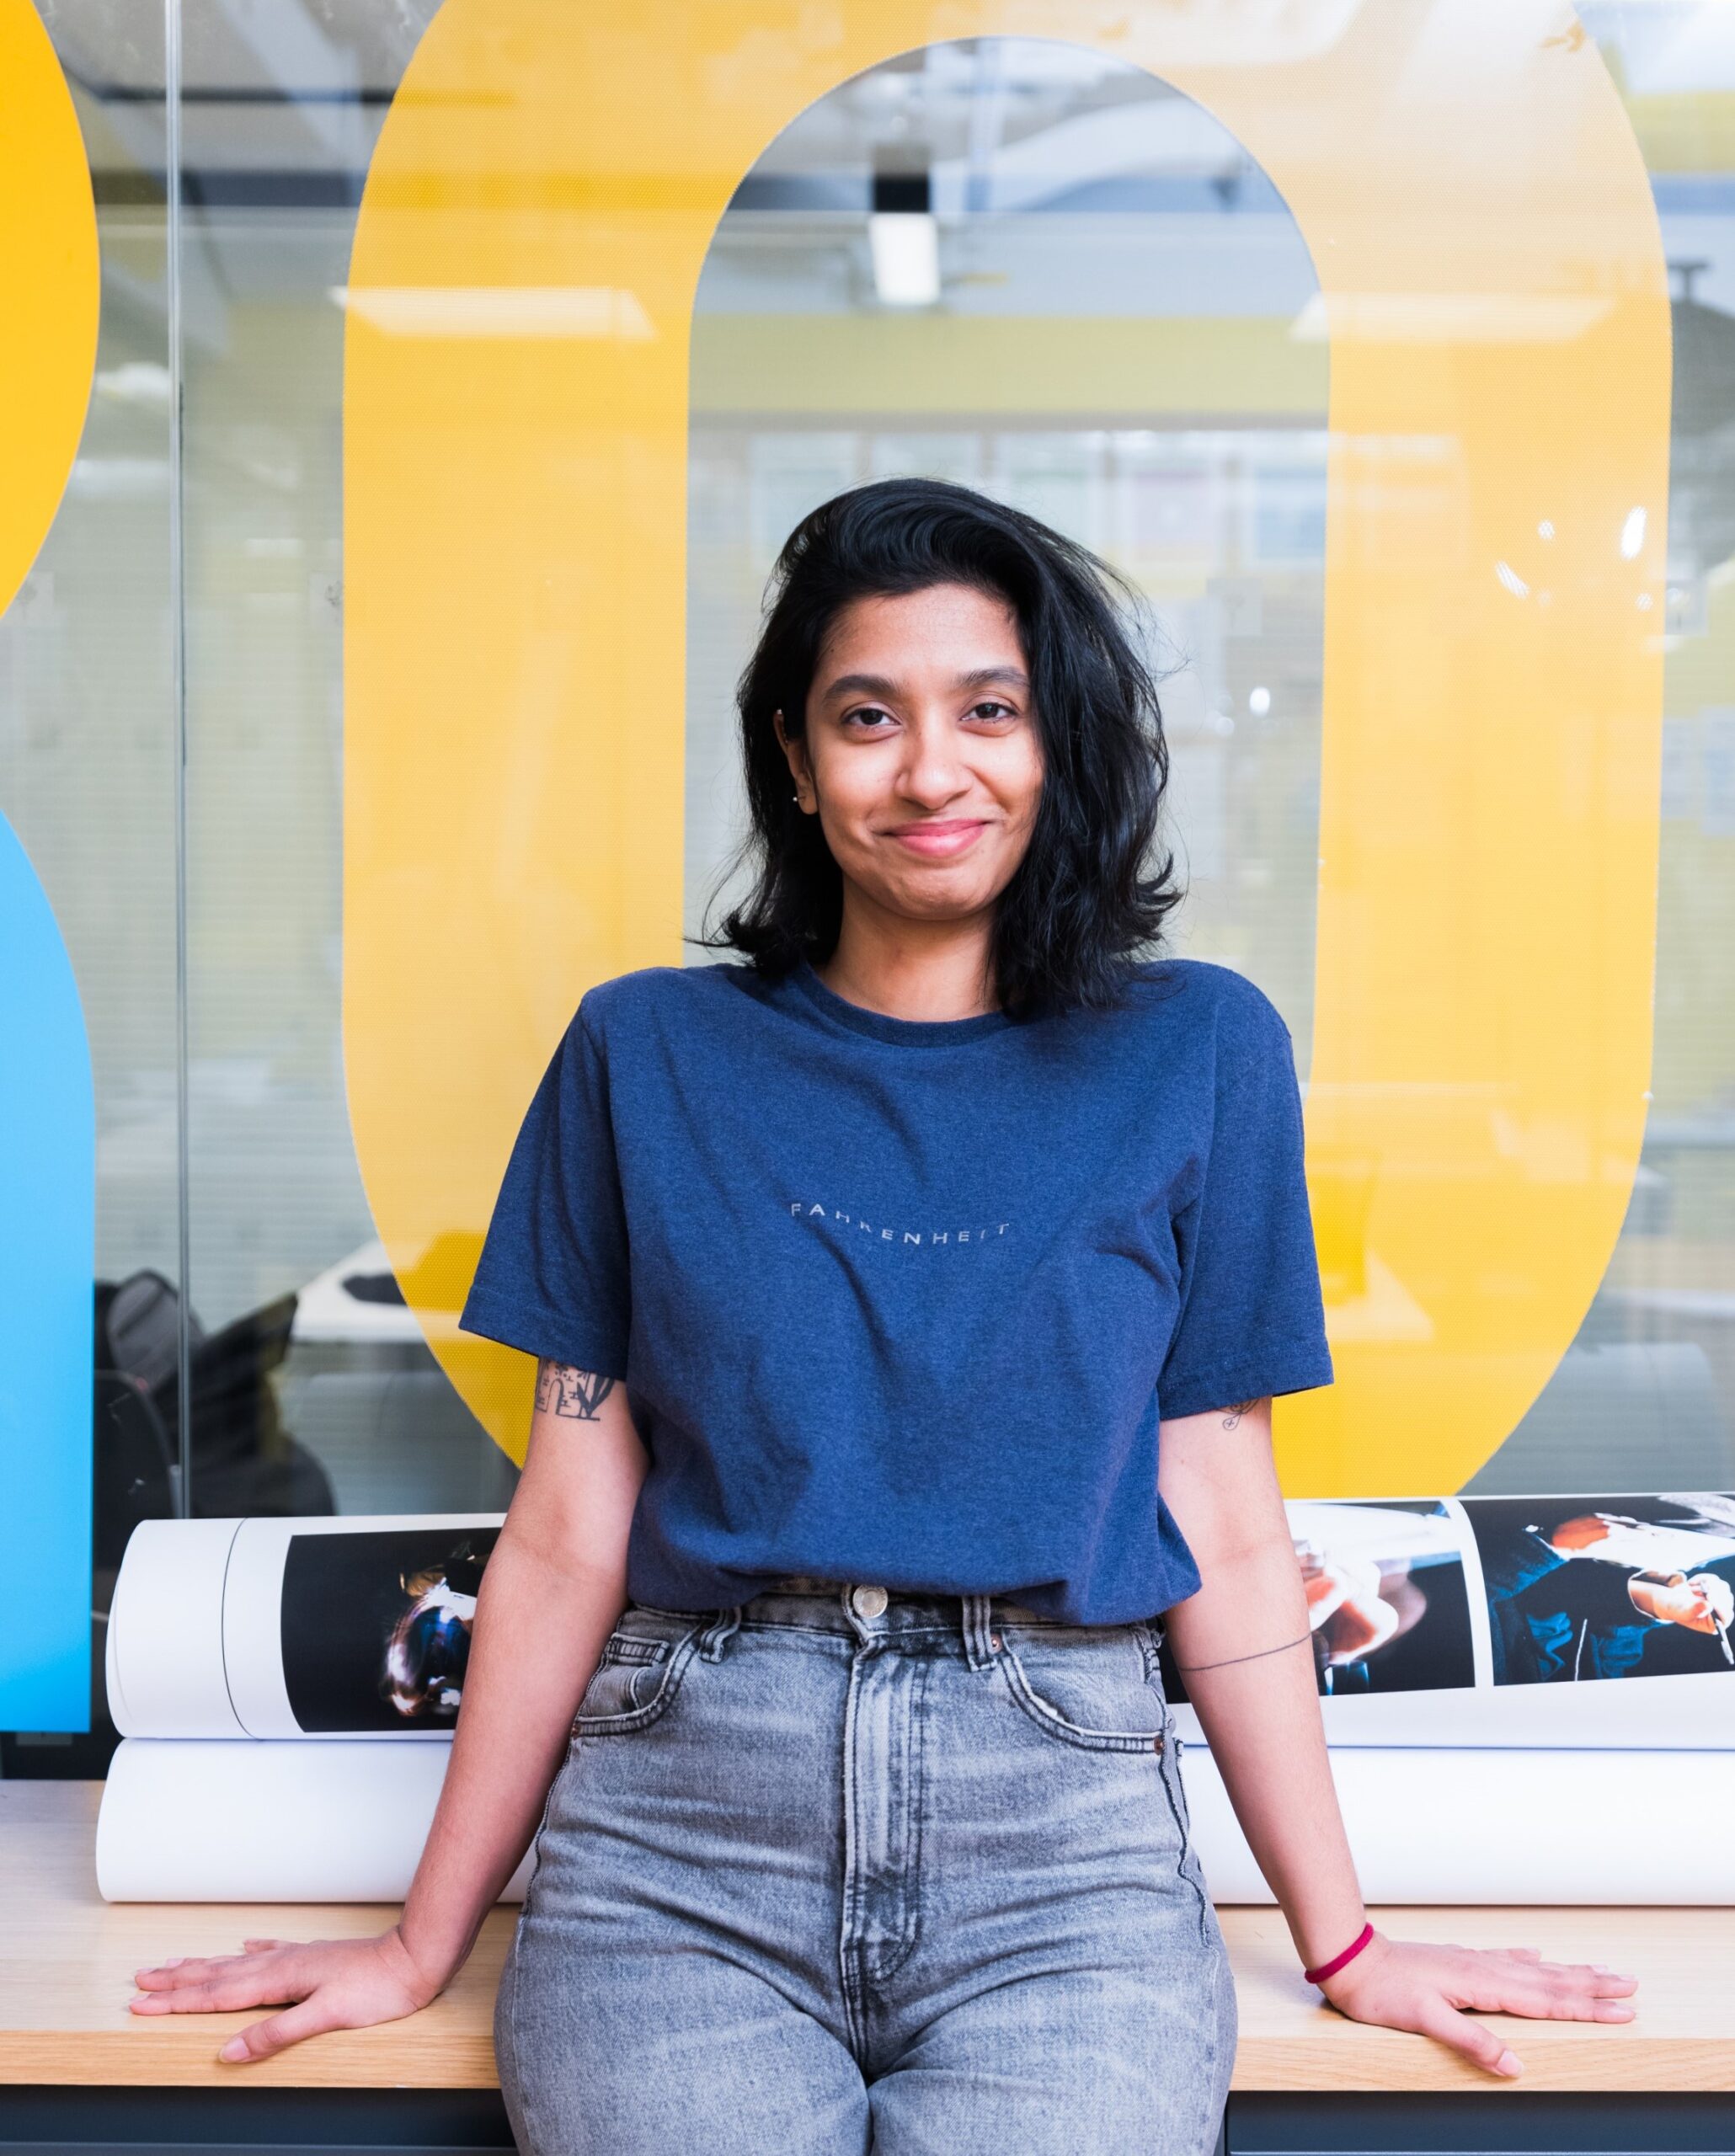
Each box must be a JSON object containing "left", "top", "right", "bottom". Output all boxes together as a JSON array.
[{"left": 895, "top": 711, "right": 971, "bottom": 810}]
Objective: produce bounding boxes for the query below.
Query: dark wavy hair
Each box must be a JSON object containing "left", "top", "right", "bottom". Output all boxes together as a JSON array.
[{"left": 702, "top": 476, "right": 1182, "bottom": 1018}]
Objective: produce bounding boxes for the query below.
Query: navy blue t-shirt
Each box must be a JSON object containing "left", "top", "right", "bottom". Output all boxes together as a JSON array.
[{"left": 458, "top": 956, "right": 1333, "bottom": 1625}]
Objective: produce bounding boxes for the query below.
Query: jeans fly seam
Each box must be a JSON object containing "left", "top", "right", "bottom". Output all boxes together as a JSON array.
[
  {"left": 838, "top": 1641, "right": 870, "bottom": 2059},
  {"left": 862, "top": 1652, "right": 926, "bottom": 1994}
]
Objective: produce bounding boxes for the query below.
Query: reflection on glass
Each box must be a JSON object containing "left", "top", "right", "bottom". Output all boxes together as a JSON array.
[{"left": 167, "top": 5, "right": 516, "bottom": 1529}]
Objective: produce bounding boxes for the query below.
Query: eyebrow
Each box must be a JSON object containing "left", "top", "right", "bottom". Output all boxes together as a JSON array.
[{"left": 819, "top": 664, "right": 1030, "bottom": 702}]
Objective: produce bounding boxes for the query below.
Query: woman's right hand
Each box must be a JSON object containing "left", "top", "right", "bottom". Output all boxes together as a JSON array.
[{"left": 130, "top": 1926, "right": 449, "bottom": 2064}]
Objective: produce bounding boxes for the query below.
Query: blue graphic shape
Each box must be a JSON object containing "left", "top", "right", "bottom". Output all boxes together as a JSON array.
[{"left": 0, "top": 806, "right": 93, "bottom": 1731}]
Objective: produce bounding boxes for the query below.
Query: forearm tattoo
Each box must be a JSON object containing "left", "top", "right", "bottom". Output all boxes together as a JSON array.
[
  {"left": 536, "top": 1360, "right": 617, "bottom": 1421},
  {"left": 1220, "top": 1398, "right": 1263, "bottom": 1430}
]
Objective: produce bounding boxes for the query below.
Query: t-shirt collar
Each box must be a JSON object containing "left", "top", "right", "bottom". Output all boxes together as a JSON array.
[{"left": 782, "top": 957, "right": 1015, "bottom": 1048}]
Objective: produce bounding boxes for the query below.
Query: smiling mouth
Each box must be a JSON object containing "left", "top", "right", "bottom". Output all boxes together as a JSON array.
[{"left": 886, "top": 819, "right": 989, "bottom": 857}]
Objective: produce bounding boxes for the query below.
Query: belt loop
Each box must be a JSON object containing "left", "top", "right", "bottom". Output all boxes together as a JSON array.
[
  {"left": 962, "top": 1592, "right": 999, "bottom": 1671},
  {"left": 698, "top": 1605, "right": 742, "bottom": 1662}
]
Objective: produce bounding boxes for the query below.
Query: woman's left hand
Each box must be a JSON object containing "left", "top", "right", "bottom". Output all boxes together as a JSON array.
[{"left": 1317, "top": 1931, "right": 1638, "bottom": 2077}]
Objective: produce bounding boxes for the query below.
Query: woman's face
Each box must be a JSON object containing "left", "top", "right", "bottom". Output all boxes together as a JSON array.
[{"left": 777, "top": 583, "right": 1044, "bottom": 929}]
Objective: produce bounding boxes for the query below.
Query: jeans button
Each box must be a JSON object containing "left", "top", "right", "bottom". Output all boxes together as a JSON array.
[{"left": 850, "top": 1583, "right": 889, "bottom": 1620}]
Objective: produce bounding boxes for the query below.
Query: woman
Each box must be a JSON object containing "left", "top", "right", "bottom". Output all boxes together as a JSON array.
[{"left": 131, "top": 479, "right": 1636, "bottom": 2149}]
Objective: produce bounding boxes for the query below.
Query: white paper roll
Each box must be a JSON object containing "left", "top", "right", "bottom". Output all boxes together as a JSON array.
[
  {"left": 99, "top": 1738, "right": 1735, "bottom": 1907},
  {"left": 107, "top": 1513, "right": 504, "bottom": 1739},
  {"left": 107, "top": 1492, "right": 1735, "bottom": 1750},
  {"left": 96, "top": 1738, "right": 536, "bottom": 1903},
  {"left": 108, "top": 1520, "right": 243, "bottom": 1738},
  {"left": 1182, "top": 1744, "right": 1735, "bottom": 1904}
]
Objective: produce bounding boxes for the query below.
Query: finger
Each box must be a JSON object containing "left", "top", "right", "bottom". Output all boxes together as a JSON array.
[
  {"left": 1451, "top": 1951, "right": 1636, "bottom": 2010},
  {"left": 134, "top": 1953, "right": 254, "bottom": 1989},
  {"left": 217, "top": 1998, "right": 345, "bottom": 2066},
  {"left": 130, "top": 1975, "right": 298, "bottom": 2015},
  {"left": 1418, "top": 2002, "right": 1522, "bottom": 2079},
  {"left": 1519, "top": 1962, "right": 1641, "bottom": 2011},
  {"left": 1540, "top": 1967, "right": 1640, "bottom": 2004},
  {"left": 1457, "top": 1967, "right": 1637, "bottom": 2025},
  {"left": 1524, "top": 1955, "right": 1638, "bottom": 1988},
  {"left": 1552, "top": 1961, "right": 1640, "bottom": 1996},
  {"left": 134, "top": 1956, "right": 225, "bottom": 1985},
  {"left": 241, "top": 1938, "right": 289, "bottom": 1952},
  {"left": 1527, "top": 1977, "right": 1637, "bottom": 2024}
]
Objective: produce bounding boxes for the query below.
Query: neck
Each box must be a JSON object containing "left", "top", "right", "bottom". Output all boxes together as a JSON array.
[{"left": 816, "top": 894, "right": 998, "bottom": 1022}]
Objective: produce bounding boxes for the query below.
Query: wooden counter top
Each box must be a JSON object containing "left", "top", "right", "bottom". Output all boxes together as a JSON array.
[{"left": 5, "top": 1782, "right": 1732, "bottom": 2092}]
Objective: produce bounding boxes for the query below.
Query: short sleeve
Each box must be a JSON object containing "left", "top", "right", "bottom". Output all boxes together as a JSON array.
[
  {"left": 1156, "top": 989, "right": 1334, "bottom": 1422},
  {"left": 456, "top": 1006, "right": 631, "bottom": 1378}
]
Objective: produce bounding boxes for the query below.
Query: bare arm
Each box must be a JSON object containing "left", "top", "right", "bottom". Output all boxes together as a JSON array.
[
  {"left": 130, "top": 1360, "right": 645, "bottom": 2063},
  {"left": 393, "top": 1360, "right": 644, "bottom": 1981},
  {"left": 1158, "top": 1399, "right": 1638, "bottom": 2079}
]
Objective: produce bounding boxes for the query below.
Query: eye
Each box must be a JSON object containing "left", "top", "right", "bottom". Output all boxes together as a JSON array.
[
  {"left": 841, "top": 704, "right": 897, "bottom": 731},
  {"left": 966, "top": 700, "right": 1018, "bottom": 723}
]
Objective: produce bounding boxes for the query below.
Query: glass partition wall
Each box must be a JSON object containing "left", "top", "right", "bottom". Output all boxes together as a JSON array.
[
  {"left": 6, "top": 2, "right": 1735, "bottom": 1768},
  {"left": 4, "top": 1, "right": 178, "bottom": 1769}
]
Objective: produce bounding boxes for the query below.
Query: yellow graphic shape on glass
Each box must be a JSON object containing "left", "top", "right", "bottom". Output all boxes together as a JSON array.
[
  {"left": 0, "top": 1, "right": 98, "bottom": 620},
  {"left": 344, "top": 3, "right": 1669, "bottom": 1492}
]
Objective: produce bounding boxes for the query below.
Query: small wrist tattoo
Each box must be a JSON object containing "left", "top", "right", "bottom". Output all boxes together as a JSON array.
[{"left": 1172, "top": 1630, "right": 1311, "bottom": 1674}]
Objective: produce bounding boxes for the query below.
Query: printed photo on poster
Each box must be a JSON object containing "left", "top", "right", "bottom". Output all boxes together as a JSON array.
[
  {"left": 1471, "top": 1493, "right": 1735, "bottom": 1685},
  {"left": 1289, "top": 1500, "right": 1476, "bottom": 1694},
  {"left": 1165, "top": 1498, "right": 1476, "bottom": 1701},
  {"left": 280, "top": 1525, "right": 499, "bottom": 1732}
]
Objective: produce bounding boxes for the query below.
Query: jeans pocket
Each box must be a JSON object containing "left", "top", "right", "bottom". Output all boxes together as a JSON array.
[
  {"left": 997, "top": 1622, "right": 1170, "bottom": 1753},
  {"left": 574, "top": 1611, "right": 706, "bottom": 1734}
]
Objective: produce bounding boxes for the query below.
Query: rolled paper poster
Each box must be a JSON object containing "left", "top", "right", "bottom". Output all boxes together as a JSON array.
[
  {"left": 1182, "top": 1742, "right": 1735, "bottom": 1905},
  {"left": 108, "top": 1514, "right": 504, "bottom": 1738},
  {"left": 1166, "top": 1491, "right": 1735, "bottom": 1750},
  {"left": 96, "top": 1735, "right": 534, "bottom": 1903}
]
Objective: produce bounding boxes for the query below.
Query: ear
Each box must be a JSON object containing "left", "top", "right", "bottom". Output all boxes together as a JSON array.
[{"left": 773, "top": 708, "right": 814, "bottom": 805}]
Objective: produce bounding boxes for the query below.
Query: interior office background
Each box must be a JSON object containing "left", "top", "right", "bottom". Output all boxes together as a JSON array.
[{"left": 4, "top": 1, "right": 1732, "bottom": 1767}]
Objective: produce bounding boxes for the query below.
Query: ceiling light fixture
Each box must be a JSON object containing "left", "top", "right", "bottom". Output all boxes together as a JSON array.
[{"left": 869, "top": 170, "right": 939, "bottom": 307}]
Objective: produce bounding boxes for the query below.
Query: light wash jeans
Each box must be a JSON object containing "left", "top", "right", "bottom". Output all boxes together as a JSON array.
[{"left": 496, "top": 1577, "right": 1236, "bottom": 2156}]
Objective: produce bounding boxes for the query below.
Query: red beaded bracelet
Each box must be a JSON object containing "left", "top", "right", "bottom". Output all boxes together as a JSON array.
[{"left": 1303, "top": 1921, "right": 1375, "bottom": 1987}]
